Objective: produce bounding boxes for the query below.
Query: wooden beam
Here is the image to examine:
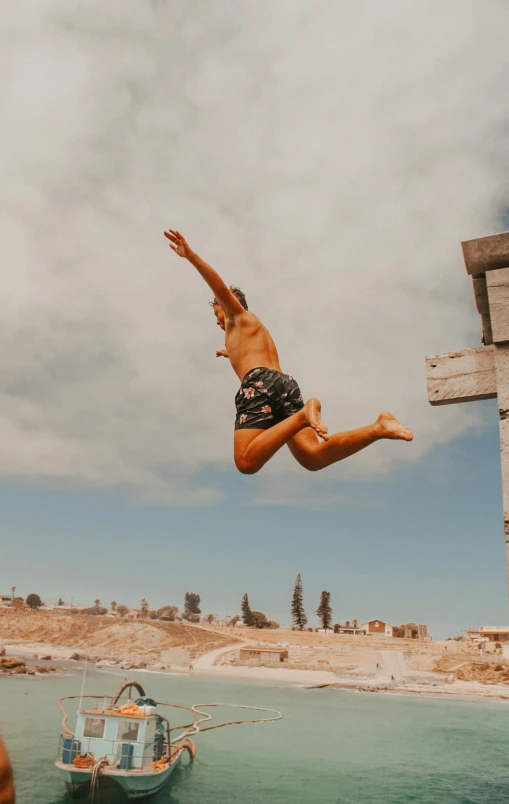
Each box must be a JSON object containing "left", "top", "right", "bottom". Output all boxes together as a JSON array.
[
  {"left": 487, "top": 267, "right": 509, "bottom": 344},
  {"left": 462, "top": 231, "right": 509, "bottom": 276},
  {"left": 472, "top": 276, "right": 493, "bottom": 345},
  {"left": 492, "top": 344, "right": 509, "bottom": 607},
  {"left": 426, "top": 345, "right": 497, "bottom": 405},
  {"left": 472, "top": 275, "right": 490, "bottom": 315}
]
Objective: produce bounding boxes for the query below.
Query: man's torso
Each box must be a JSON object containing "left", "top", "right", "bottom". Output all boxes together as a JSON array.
[{"left": 225, "top": 312, "right": 281, "bottom": 381}]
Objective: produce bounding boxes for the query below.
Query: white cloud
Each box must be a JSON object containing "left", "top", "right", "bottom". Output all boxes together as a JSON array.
[{"left": 1, "top": 0, "right": 508, "bottom": 504}]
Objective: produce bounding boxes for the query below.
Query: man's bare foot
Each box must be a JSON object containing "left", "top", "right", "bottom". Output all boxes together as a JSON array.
[
  {"left": 375, "top": 411, "right": 413, "bottom": 441},
  {"left": 302, "top": 398, "right": 329, "bottom": 441}
]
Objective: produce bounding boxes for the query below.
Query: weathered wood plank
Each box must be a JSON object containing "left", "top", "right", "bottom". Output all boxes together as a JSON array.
[
  {"left": 462, "top": 231, "right": 509, "bottom": 275},
  {"left": 492, "top": 344, "right": 509, "bottom": 604},
  {"left": 472, "top": 276, "right": 490, "bottom": 315},
  {"left": 426, "top": 346, "right": 497, "bottom": 405},
  {"left": 472, "top": 276, "right": 493, "bottom": 345},
  {"left": 487, "top": 267, "right": 509, "bottom": 344}
]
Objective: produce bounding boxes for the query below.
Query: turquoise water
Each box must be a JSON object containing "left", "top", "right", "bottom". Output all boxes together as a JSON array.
[{"left": 2, "top": 669, "right": 509, "bottom": 803}]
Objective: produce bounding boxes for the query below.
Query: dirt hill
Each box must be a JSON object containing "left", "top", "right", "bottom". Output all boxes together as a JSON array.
[{"left": 0, "top": 609, "right": 240, "bottom": 662}]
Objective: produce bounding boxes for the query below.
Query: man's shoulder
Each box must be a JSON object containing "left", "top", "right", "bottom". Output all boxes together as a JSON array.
[{"left": 233, "top": 310, "right": 260, "bottom": 326}]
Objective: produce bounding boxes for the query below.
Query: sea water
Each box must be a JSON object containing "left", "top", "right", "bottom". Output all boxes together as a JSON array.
[{"left": 2, "top": 668, "right": 509, "bottom": 804}]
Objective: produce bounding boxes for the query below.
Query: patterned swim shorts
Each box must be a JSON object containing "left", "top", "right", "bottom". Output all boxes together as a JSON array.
[{"left": 234, "top": 367, "right": 304, "bottom": 431}]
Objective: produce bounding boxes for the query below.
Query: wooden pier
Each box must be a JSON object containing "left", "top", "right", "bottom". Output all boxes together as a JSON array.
[{"left": 426, "top": 231, "right": 509, "bottom": 600}]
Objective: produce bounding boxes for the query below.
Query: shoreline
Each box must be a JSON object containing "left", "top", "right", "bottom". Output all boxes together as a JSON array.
[{"left": 3, "top": 640, "right": 509, "bottom": 702}]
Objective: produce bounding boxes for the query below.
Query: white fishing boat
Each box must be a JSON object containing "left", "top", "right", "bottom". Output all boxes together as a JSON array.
[{"left": 55, "top": 678, "right": 281, "bottom": 800}]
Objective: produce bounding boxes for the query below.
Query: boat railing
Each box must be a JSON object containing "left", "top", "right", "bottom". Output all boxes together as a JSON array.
[{"left": 56, "top": 733, "right": 173, "bottom": 771}]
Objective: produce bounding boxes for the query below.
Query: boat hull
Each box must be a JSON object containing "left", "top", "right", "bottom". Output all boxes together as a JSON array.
[{"left": 56, "top": 753, "right": 182, "bottom": 800}]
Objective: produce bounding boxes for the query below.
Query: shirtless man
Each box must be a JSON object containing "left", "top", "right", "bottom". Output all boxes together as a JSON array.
[{"left": 164, "top": 230, "right": 413, "bottom": 474}]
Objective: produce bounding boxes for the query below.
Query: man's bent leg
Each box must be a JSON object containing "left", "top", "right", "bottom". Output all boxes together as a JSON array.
[
  {"left": 234, "top": 400, "right": 327, "bottom": 474},
  {"left": 288, "top": 412, "right": 413, "bottom": 471}
]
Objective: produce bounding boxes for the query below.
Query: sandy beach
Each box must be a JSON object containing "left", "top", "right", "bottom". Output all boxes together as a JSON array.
[{"left": 2, "top": 608, "right": 509, "bottom": 699}]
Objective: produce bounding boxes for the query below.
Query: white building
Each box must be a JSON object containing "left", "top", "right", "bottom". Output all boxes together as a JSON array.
[{"left": 466, "top": 626, "right": 509, "bottom": 643}]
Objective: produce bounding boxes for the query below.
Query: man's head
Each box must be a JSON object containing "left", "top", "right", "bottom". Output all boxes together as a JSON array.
[{"left": 210, "top": 286, "right": 248, "bottom": 330}]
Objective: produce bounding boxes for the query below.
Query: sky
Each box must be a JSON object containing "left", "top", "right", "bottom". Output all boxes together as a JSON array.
[{"left": 1, "top": 1, "right": 509, "bottom": 637}]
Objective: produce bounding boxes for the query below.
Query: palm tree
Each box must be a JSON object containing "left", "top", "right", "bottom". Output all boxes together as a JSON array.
[
  {"left": 140, "top": 598, "right": 149, "bottom": 620},
  {"left": 110, "top": 601, "right": 117, "bottom": 613},
  {"left": 94, "top": 599, "right": 101, "bottom": 608}
]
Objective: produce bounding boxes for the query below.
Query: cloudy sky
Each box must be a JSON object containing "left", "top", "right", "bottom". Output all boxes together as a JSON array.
[{"left": 1, "top": 1, "right": 509, "bottom": 634}]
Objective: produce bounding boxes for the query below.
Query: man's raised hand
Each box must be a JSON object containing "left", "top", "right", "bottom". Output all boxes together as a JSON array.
[
  {"left": 164, "top": 229, "right": 192, "bottom": 259},
  {"left": 216, "top": 349, "right": 229, "bottom": 358}
]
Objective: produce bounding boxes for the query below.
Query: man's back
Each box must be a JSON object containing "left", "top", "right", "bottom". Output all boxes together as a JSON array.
[{"left": 225, "top": 311, "right": 281, "bottom": 381}]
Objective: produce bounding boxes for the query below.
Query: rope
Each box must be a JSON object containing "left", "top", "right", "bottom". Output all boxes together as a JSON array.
[
  {"left": 171, "top": 703, "right": 282, "bottom": 744},
  {"left": 57, "top": 698, "right": 75, "bottom": 737},
  {"left": 89, "top": 756, "right": 108, "bottom": 802}
]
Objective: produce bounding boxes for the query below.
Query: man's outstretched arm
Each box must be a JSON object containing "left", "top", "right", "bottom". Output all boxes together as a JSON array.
[{"left": 164, "top": 230, "right": 245, "bottom": 318}]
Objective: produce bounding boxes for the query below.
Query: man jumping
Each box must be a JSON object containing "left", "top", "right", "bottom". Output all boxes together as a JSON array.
[{"left": 164, "top": 230, "right": 413, "bottom": 475}]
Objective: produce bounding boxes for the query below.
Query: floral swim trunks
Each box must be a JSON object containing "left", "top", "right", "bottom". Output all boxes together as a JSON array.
[{"left": 234, "top": 367, "right": 304, "bottom": 431}]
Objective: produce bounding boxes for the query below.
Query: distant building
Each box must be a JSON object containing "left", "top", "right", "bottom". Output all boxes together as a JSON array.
[
  {"left": 418, "top": 624, "right": 428, "bottom": 639},
  {"left": 334, "top": 624, "right": 364, "bottom": 635},
  {"left": 466, "top": 626, "right": 509, "bottom": 643},
  {"left": 361, "top": 620, "right": 393, "bottom": 637},
  {"left": 239, "top": 647, "right": 288, "bottom": 663}
]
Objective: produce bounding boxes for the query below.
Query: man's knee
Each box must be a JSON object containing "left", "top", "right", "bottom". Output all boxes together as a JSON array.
[
  {"left": 302, "top": 458, "right": 321, "bottom": 472},
  {"left": 235, "top": 454, "right": 260, "bottom": 475},
  {"left": 294, "top": 450, "right": 322, "bottom": 472}
]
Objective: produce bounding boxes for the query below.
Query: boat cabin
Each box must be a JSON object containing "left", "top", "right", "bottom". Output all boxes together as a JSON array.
[
  {"left": 59, "top": 682, "right": 168, "bottom": 772},
  {"left": 69, "top": 706, "right": 160, "bottom": 769}
]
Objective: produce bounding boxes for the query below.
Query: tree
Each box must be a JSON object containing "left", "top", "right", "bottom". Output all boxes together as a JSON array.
[
  {"left": 352, "top": 619, "right": 358, "bottom": 628},
  {"left": 184, "top": 593, "right": 201, "bottom": 616},
  {"left": 84, "top": 605, "right": 107, "bottom": 616},
  {"left": 110, "top": 601, "right": 117, "bottom": 613},
  {"left": 251, "top": 611, "right": 271, "bottom": 629},
  {"left": 183, "top": 612, "right": 200, "bottom": 623},
  {"left": 394, "top": 623, "right": 418, "bottom": 639},
  {"left": 203, "top": 614, "right": 216, "bottom": 625},
  {"left": 94, "top": 599, "right": 101, "bottom": 608},
  {"left": 57, "top": 597, "right": 65, "bottom": 606},
  {"left": 241, "top": 593, "right": 254, "bottom": 626},
  {"left": 228, "top": 615, "right": 240, "bottom": 627},
  {"left": 117, "top": 604, "right": 128, "bottom": 617},
  {"left": 26, "top": 593, "right": 42, "bottom": 610},
  {"left": 316, "top": 591, "right": 332, "bottom": 631},
  {"left": 140, "top": 598, "right": 149, "bottom": 619},
  {"left": 291, "top": 573, "right": 308, "bottom": 630},
  {"left": 158, "top": 605, "right": 178, "bottom": 621}
]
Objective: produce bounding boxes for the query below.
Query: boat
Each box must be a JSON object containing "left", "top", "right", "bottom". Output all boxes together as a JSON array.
[
  {"left": 55, "top": 680, "right": 195, "bottom": 799},
  {"left": 55, "top": 678, "right": 281, "bottom": 800}
]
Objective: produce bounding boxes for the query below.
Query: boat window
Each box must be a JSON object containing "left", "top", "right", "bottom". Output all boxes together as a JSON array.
[
  {"left": 116, "top": 721, "right": 140, "bottom": 742},
  {"left": 83, "top": 718, "right": 106, "bottom": 739}
]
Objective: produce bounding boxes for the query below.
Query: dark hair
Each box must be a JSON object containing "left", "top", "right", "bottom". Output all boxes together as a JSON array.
[{"left": 210, "top": 286, "right": 248, "bottom": 311}]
